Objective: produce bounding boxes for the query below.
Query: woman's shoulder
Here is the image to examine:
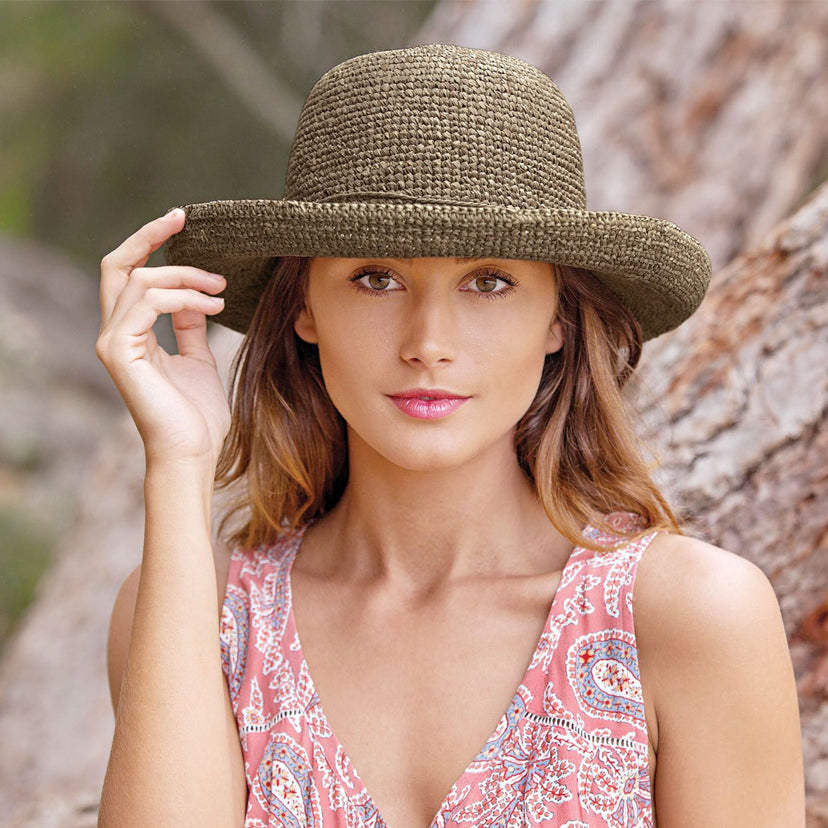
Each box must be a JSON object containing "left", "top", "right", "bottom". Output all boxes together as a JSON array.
[
  {"left": 633, "top": 530, "right": 781, "bottom": 647},
  {"left": 575, "top": 517, "right": 780, "bottom": 636},
  {"left": 214, "top": 537, "right": 234, "bottom": 603},
  {"left": 631, "top": 536, "right": 803, "bottom": 821},
  {"left": 633, "top": 530, "right": 793, "bottom": 757}
]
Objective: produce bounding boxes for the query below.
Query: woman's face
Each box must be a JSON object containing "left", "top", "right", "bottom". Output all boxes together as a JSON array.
[{"left": 295, "top": 257, "right": 562, "bottom": 472}]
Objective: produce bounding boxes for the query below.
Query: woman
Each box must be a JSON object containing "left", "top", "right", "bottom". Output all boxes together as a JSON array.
[{"left": 96, "top": 44, "right": 804, "bottom": 827}]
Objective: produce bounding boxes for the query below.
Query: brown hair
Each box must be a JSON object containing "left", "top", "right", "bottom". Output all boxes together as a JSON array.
[{"left": 214, "top": 257, "right": 681, "bottom": 551}]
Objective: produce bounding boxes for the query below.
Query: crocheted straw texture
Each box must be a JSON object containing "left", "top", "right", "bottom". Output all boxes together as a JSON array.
[{"left": 164, "top": 43, "right": 711, "bottom": 341}]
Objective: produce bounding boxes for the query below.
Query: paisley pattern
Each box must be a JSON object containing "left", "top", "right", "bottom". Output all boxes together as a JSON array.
[
  {"left": 220, "top": 591, "right": 249, "bottom": 703},
  {"left": 220, "top": 512, "right": 658, "bottom": 826},
  {"left": 565, "top": 630, "right": 645, "bottom": 730}
]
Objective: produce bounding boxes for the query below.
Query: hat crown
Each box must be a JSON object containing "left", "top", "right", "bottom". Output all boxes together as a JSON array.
[{"left": 284, "top": 44, "right": 587, "bottom": 211}]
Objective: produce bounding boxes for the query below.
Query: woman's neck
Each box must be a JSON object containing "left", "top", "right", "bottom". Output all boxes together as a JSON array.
[{"left": 303, "top": 431, "right": 574, "bottom": 592}]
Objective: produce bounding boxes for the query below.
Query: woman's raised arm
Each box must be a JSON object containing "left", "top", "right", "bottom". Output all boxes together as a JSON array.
[{"left": 95, "top": 209, "right": 245, "bottom": 826}]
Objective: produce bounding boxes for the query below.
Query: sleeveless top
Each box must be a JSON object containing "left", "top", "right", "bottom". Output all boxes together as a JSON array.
[{"left": 220, "top": 512, "right": 658, "bottom": 827}]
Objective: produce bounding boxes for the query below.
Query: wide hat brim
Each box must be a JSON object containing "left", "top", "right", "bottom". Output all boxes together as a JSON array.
[{"left": 163, "top": 197, "right": 711, "bottom": 342}]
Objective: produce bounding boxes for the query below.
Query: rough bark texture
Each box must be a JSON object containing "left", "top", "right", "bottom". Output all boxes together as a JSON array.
[
  {"left": 418, "top": 1, "right": 828, "bottom": 820},
  {"left": 636, "top": 184, "right": 828, "bottom": 823},
  {"left": 1, "top": 1, "right": 826, "bottom": 823}
]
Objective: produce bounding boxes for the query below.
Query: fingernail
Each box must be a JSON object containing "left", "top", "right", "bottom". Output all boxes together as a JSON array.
[
  {"left": 208, "top": 295, "right": 225, "bottom": 303},
  {"left": 207, "top": 272, "right": 225, "bottom": 281},
  {"left": 165, "top": 207, "right": 185, "bottom": 219}
]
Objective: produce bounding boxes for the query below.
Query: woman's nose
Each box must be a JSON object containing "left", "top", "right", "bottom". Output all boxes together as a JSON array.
[{"left": 398, "top": 295, "right": 458, "bottom": 368}]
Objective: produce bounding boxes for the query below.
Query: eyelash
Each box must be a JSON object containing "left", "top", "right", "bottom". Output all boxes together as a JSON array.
[{"left": 348, "top": 266, "right": 518, "bottom": 300}]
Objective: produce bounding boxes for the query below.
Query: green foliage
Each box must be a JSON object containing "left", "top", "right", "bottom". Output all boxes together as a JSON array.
[
  {"left": 0, "top": 2, "right": 136, "bottom": 235},
  {"left": 0, "top": 504, "right": 57, "bottom": 653},
  {"left": 0, "top": 0, "right": 438, "bottom": 264}
]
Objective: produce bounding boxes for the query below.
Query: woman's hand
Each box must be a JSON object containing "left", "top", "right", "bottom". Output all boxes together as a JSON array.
[{"left": 96, "top": 209, "right": 231, "bottom": 467}]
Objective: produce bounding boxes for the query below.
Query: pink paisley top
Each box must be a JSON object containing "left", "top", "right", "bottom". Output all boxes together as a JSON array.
[{"left": 220, "top": 512, "right": 658, "bottom": 827}]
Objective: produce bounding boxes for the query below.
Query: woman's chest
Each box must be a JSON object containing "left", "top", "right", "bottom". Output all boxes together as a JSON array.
[
  {"left": 226, "top": 546, "right": 658, "bottom": 826},
  {"left": 289, "top": 574, "right": 563, "bottom": 825}
]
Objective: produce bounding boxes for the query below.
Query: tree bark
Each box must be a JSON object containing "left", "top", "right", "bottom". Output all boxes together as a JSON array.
[
  {"left": 418, "top": 2, "right": 828, "bottom": 821},
  {"left": 636, "top": 183, "right": 828, "bottom": 823}
]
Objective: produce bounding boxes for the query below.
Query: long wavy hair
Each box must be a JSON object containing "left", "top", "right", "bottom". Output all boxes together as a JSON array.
[{"left": 214, "top": 256, "right": 681, "bottom": 551}]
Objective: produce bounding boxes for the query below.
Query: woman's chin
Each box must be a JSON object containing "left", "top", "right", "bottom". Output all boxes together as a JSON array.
[{"left": 353, "top": 431, "right": 517, "bottom": 476}]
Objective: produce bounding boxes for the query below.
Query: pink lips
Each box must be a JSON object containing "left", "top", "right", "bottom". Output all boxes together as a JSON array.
[{"left": 387, "top": 388, "right": 470, "bottom": 420}]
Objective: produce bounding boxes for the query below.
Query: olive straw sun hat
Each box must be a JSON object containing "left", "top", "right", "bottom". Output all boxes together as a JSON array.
[{"left": 163, "top": 43, "right": 711, "bottom": 341}]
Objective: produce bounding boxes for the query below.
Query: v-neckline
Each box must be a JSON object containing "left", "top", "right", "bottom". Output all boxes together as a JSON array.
[{"left": 281, "top": 524, "right": 590, "bottom": 828}]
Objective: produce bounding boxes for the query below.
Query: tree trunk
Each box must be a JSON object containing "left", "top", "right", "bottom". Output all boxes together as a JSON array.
[
  {"left": 636, "top": 183, "right": 828, "bottom": 823},
  {"left": 415, "top": 0, "right": 828, "bottom": 820}
]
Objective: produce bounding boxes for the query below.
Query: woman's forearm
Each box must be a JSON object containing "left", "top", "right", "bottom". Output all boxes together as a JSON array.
[{"left": 98, "top": 459, "right": 237, "bottom": 827}]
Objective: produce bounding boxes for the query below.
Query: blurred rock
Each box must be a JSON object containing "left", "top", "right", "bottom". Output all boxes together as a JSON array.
[
  {"left": 0, "top": 323, "right": 242, "bottom": 825},
  {"left": 0, "top": 234, "right": 121, "bottom": 821},
  {"left": 0, "top": 234, "right": 123, "bottom": 529}
]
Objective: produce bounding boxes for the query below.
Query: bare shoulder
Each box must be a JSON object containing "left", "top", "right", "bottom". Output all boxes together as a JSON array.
[
  {"left": 106, "top": 563, "right": 142, "bottom": 713},
  {"left": 633, "top": 532, "right": 805, "bottom": 826},
  {"left": 633, "top": 531, "right": 780, "bottom": 652}
]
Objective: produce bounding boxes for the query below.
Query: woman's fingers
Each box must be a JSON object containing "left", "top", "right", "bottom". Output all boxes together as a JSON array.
[
  {"left": 171, "top": 307, "right": 213, "bottom": 362},
  {"left": 105, "top": 265, "right": 225, "bottom": 365},
  {"left": 97, "top": 212, "right": 229, "bottom": 415},
  {"left": 99, "top": 209, "right": 186, "bottom": 330},
  {"left": 98, "top": 287, "right": 225, "bottom": 367},
  {"left": 105, "top": 264, "right": 225, "bottom": 333},
  {"left": 96, "top": 212, "right": 234, "bottom": 464}
]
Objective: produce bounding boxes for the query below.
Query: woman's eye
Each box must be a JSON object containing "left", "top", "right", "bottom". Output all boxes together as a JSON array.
[
  {"left": 464, "top": 271, "right": 515, "bottom": 296},
  {"left": 473, "top": 276, "right": 500, "bottom": 292},
  {"left": 350, "top": 267, "right": 515, "bottom": 298},
  {"left": 350, "top": 269, "right": 404, "bottom": 294},
  {"left": 367, "top": 274, "right": 393, "bottom": 290}
]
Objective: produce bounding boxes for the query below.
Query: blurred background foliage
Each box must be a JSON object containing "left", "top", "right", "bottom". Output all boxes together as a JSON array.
[
  {"left": 0, "top": 0, "right": 438, "bottom": 652},
  {"left": 0, "top": 0, "right": 437, "bottom": 261}
]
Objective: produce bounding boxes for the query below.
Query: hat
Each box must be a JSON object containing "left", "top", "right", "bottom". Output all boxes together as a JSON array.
[{"left": 163, "top": 43, "right": 711, "bottom": 341}]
